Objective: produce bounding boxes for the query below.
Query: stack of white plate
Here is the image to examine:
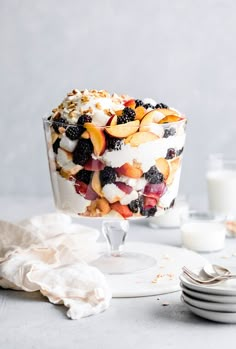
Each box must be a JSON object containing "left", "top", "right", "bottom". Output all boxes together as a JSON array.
[{"left": 180, "top": 267, "right": 236, "bottom": 323}]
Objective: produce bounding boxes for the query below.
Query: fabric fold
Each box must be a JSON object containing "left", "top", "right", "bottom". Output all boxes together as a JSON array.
[{"left": 0, "top": 213, "right": 111, "bottom": 319}]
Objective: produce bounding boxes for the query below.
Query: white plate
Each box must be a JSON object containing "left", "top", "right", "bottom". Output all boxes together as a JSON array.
[
  {"left": 181, "top": 283, "right": 236, "bottom": 303},
  {"left": 102, "top": 242, "right": 207, "bottom": 297},
  {"left": 180, "top": 267, "right": 236, "bottom": 296},
  {"left": 182, "top": 292, "right": 236, "bottom": 312},
  {"left": 182, "top": 299, "right": 236, "bottom": 323}
]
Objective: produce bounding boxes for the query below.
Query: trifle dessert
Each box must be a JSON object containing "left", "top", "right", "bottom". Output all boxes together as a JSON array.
[{"left": 44, "top": 89, "right": 187, "bottom": 219}]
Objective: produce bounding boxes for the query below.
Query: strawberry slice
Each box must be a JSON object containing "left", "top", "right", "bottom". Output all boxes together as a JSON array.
[
  {"left": 143, "top": 196, "right": 157, "bottom": 208},
  {"left": 75, "top": 180, "right": 98, "bottom": 200},
  {"left": 124, "top": 99, "right": 136, "bottom": 109},
  {"left": 115, "top": 182, "right": 133, "bottom": 194},
  {"left": 111, "top": 202, "right": 133, "bottom": 218}
]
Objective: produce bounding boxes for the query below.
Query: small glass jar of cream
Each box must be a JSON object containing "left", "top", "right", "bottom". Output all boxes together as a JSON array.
[{"left": 180, "top": 211, "right": 226, "bottom": 252}]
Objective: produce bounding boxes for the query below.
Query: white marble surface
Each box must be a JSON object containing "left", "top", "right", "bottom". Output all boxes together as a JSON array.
[{"left": 1, "top": 197, "right": 236, "bottom": 349}]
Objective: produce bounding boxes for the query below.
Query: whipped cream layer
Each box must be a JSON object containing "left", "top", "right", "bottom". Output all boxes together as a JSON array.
[{"left": 101, "top": 134, "right": 186, "bottom": 172}]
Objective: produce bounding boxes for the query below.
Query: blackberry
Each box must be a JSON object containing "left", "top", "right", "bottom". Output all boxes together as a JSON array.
[
  {"left": 75, "top": 169, "right": 92, "bottom": 184},
  {"left": 128, "top": 198, "right": 140, "bottom": 213},
  {"left": 117, "top": 107, "right": 135, "bottom": 124},
  {"left": 176, "top": 147, "right": 184, "bottom": 156},
  {"left": 135, "top": 99, "right": 144, "bottom": 108},
  {"left": 143, "top": 103, "right": 155, "bottom": 110},
  {"left": 77, "top": 114, "right": 92, "bottom": 125},
  {"left": 156, "top": 103, "right": 168, "bottom": 109},
  {"left": 65, "top": 125, "right": 84, "bottom": 140},
  {"left": 52, "top": 138, "right": 61, "bottom": 154},
  {"left": 140, "top": 206, "right": 157, "bottom": 217},
  {"left": 72, "top": 139, "right": 93, "bottom": 165},
  {"left": 106, "top": 136, "right": 123, "bottom": 151},
  {"left": 163, "top": 127, "right": 176, "bottom": 138},
  {"left": 144, "top": 166, "right": 164, "bottom": 184},
  {"left": 166, "top": 148, "right": 176, "bottom": 160},
  {"left": 52, "top": 117, "right": 68, "bottom": 133},
  {"left": 100, "top": 166, "right": 116, "bottom": 186}
]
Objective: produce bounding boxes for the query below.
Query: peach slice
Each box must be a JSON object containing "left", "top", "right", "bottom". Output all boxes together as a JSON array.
[
  {"left": 115, "top": 110, "right": 123, "bottom": 116},
  {"left": 116, "top": 162, "right": 143, "bottom": 179},
  {"left": 51, "top": 131, "right": 59, "bottom": 145},
  {"left": 91, "top": 171, "right": 103, "bottom": 197},
  {"left": 81, "top": 130, "right": 90, "bottom": 139},
  {"left": 96, "top": 198, "right": 111, "bottom": 215},
  {"left": 157, "top": 108, "right": 180, "bottom": 116},
  {"left": 155, "top": 158, "right": 170, "bottom": 180},
  {"left": 60, "top": 168, "right": 75, "bottom": 180},
  {"left": 111, "top": 202, "right": 133, "bottom": 219},
  {"left": 139, "top": 110, "right": 165, "bottom": 131},
  {"left": 106, "top": 115, "right": 118, "bottom": 126},
  {"left": 84, "top": 122, "right": 106, "bottom": 156},
  {"left": 158, "top": 115, "right": 182, "bottom": 124},
  {"left": 105, "top": 120, "right": 140, "bottom": 138},
  {"left": 166, "top": 157, "right": 181, "bottom": 185},
  {"left": 124, "top": 99, "right": 136, "bottom": 109},
  {"left": 125, "top": 131, "right": 159, "bottom": 147},
  {"left": 58, "top": 126, "right": 66, "bottom": 134},
  {"left": 135, "top": 106, "right": 147, "bottom": 121}
]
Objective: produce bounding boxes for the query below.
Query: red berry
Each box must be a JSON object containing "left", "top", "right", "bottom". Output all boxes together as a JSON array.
[
  {"left": 74, "top": 180, "right": 88, "bottom": 196},
  {"left": 115, "top": 182, "right": 133, "bottom": 194},
  {"left": 143, "top": 182, "right": 166, "bottom": 199}
]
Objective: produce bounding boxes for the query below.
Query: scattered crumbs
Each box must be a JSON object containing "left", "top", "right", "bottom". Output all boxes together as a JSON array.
[
  {"left": 156, "top": 297, "right": 160, "bottom": 301},
  {"left": 162, "top": 254, "right": 171, "bottom": 260},
  {"left": 151, "top": 273, "right": 164, "bottom": 284},
  {"left": 159, "top": 265, "right": 165, "bottom": 269},
  {"left": 162, "top": 303, "right": 170, "bottom": 306},
  {"left": 161, "top": 254, "right": 174, "bottom": 263},
  {"left": 221, "top": 255, "right": 230, "bottom": 259},
  {"left": 151, "top": 273, "right": 175, "bottom": 283},
  {"left": 167, "top": 273, "right": 175, "bottom": 280}
]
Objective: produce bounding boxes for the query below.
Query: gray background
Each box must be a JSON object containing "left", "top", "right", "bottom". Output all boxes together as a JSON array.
[{"left": 1, "top": 0, "right": 236, "bottom": 199}]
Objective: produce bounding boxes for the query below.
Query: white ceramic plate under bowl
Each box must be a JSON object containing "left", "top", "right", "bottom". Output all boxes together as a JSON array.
[
  {"left": 181, "top": 283, "right": 236, "bottom": 303},
  {"left": 180, "top": 267, "right": 236, "bottom": 296},
  {"left": 182, "top": 298, "right": 236, "bottom": 323},
  {"left": 182, "top": 292, "right": 236, "bottom": 312}
]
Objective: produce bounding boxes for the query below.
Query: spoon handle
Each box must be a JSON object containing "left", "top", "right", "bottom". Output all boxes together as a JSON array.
[{"left": 182, "top": 270, "right": 230, "bottom": 284}]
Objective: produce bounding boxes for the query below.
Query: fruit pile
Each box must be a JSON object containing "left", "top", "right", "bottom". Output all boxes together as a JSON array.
[{"left": 47, "top": 89, "right": 187, "bottom": 219}]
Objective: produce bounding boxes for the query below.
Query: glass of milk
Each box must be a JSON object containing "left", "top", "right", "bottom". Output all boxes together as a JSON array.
[
  {"left": 180, "top": 211, "right": 226, "bottom": 252},
  {"left": 207, "top": 154, "right": 236, "bottom": 216}
]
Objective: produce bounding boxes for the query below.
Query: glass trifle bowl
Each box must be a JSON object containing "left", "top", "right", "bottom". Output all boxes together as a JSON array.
[{"left": 43, "top": 89, "right": 187, "bottom": 274}]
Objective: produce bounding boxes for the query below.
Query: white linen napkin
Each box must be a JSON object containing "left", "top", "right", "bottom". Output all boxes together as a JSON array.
[{"left": 0, "top": 213, "right": 111, "bottom": 319}]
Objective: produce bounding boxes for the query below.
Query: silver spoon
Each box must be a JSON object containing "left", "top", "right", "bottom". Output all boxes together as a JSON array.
[
  {"left": 203, "top": 264, "right": 236, "bottom": 278},
  {"left": 182, "top": 266, "right": 227, "bottom": 284}
]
